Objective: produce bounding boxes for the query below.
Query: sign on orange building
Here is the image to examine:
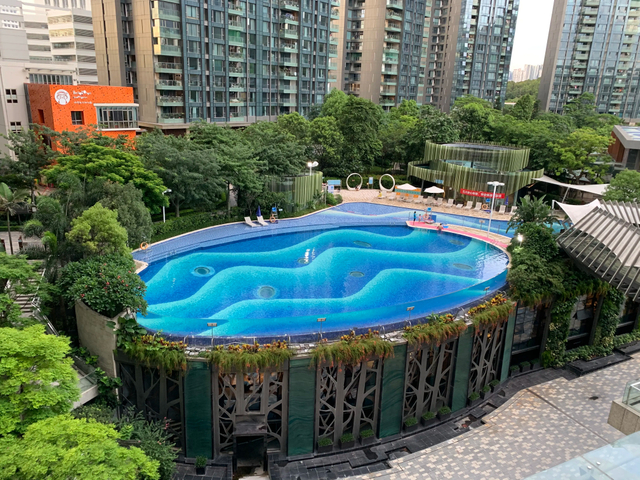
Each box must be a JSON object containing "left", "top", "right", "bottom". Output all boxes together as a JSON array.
[{"left": 26, "top": 84, "right": 139, "bottom": 141}]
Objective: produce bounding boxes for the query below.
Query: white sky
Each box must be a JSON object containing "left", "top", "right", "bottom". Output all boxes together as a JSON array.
[{"left": 510, "top": 0, "right": 555, "bottom": 71}]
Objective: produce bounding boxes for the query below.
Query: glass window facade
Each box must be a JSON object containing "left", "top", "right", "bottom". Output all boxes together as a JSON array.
[{"left": 96, "top": 105, "right": 138, "bottom": 129}]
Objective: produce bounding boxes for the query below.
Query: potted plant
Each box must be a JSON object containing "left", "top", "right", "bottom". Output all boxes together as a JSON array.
[
  {"left": 468, "top": 391, "right": 481, "bottom": 407},
  {"left": 520, "top": 360, "right": 531, "bottom": 372},
  {"left": 421, "top": 411, "right": 436, "bottom": 427},
  {"left": 510, "top": 365, "right": 520, "bottom": 377},
  {"left": 531, "top": 358, "right": 540, "bottom": 370},
  {"left": 340, "top": 432, "right": 355, "bottom": 449},
  {"left": 360, "top": 429, "right": 375, "bottom": 446},
  {"left": 480, "top": 384, "right": 491, "bottom": 400},
  {"left": 489, "top": 379, "right": 500, "bottom": 393},
  {"left": 437, "top": 406, "right": 452, "bottom": 421},
  {"left": 404, "top": 417, "right": 418, "bottom": 433},
  {"left": 317, "top": 437, "right": 333, "bottom": 454},
  {"left": 195, "top": 456, "right": 207, "bottom": 475}
]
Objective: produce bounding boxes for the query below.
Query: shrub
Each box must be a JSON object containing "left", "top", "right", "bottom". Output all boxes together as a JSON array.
[
  {"left": 326, "top": 192, "right": 339, "bottom": 206},
  {"left": 360, "top": 429, "right": 374, "bottom": 439},
  {"left": 318, "top": 437, "right": 333, "bottom": 447},
  {"left": 204, "top": 341, "right": 293, "bottom": 371},
  {"left": 489, "top": 379, "right": 500, "bottom": 387},
  {"left": 403, "top": 315, "right": 467, "bottom": 346},
  {"left": 195, "top": 457, "right": 207, "bottom": 469},
  {"left": 468, "top": 392, "right": 480, "bottom": 401},
  {"left": 121, "top": 334, "right": 187, "bottom": 373},
  {"left": 438, "top": 406, "right": 451, "bottom": 415},
  {"left": 60, "top": 254, "right": 147, "bottom": 318},
  {"left": 312, "top": 330, "right": 394, "bottom": 365},
  {"left": 510, "top": 365, "right": 520, "bottom": 373},
  {"left": 421, "top": 411, "right": 435, "bottom": 421},
  {"left": 481, "top": 385, "right": 491, "bottom": 393},
  {"left": 334, "top": 194, "right": 343, "bottom": 204},
  {"left": 404, "top": 417, "right": 418, "bottom": 427},
  {"left": 340, "top": 432, "right": 354, "bottom": 443},
  {"left": 151, "top": 212, "right": 234, "bottom": 243},
  {"left": 71, "top": 402, "right": 115, "bottom": 424},
  {"left": 468, "top": 294, "right": 515, "bottom": 328},
  {"left": 520, "top": 361, "right": 531, "bottom": 369}
]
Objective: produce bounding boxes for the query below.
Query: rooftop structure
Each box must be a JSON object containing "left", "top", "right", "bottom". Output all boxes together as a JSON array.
[{"left": 610, "top": 125, "right": 640, "bottom": 171}]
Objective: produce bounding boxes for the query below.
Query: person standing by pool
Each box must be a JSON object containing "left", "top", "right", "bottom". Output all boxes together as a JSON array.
[{"left": 413, "top": 211, "right": 417, "bottom": 222}]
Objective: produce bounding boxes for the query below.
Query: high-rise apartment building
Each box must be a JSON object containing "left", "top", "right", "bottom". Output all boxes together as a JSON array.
[
  {"left": 0, "top": 0, "right": 98, "bottom": 154},
  {"left": 336, "top": 0, "right": 430, "bottom": 110},
  {"left": 510, "top": 64, "right": 542, "bottom": 83},
  {"left": 539, "top": 0, "right": 640, "bottom": 121},
  {"left": 92, "top": 0, "right": 339, "bottom": 129},
  {"left": 425, "top": 0, "right": 519, "bottom": 112}
]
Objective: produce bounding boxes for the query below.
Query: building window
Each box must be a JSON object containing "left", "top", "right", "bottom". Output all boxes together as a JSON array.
[
  {"left": 29, "top": 73, "right": 73, "bottom": 85},
  {"left": 9, "top": 121, "right": 21, "bottom": 132},
  {"left": 2, "top": 19, "right": 20, "bottom": 29},
  {"left": 5, "top": 89, "right": 17, "bottom": 103},
  {"left": 95, "top": 106, "right": 138, "bottom": 129},
  {"left": 71, "top": 111, "right": 84, "bottom": 125},
  {"left": 0, "top": 5, "right": 20, "bottom": 14}
]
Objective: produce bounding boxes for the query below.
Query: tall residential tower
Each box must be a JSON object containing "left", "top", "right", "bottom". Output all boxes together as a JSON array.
[
  {"left": 92, "top": 0, "right": 340, "bottom": 130},
  {"left": 539, "top": 0, "right": 640, "bottom": 121}
]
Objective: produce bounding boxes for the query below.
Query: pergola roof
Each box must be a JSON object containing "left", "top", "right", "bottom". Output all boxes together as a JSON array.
[
  {"left": 557, "top": 201, "right": 640, "bottom": 301},
  {"left": 534, "top": 175, "right": 609, "bottom": 196}
]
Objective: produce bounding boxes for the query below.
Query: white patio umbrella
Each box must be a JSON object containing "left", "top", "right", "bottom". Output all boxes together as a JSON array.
[
  {"left": 424, "top": 186, "right": 445, "bottom": 194},
  {"left": 396, "top": 183, "right": 419, "bottom": 190}
]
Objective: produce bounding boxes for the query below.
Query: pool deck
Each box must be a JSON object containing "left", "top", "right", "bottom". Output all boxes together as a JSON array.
[{"left": 406, "top": 221, "right": 511, "bottom": 250}]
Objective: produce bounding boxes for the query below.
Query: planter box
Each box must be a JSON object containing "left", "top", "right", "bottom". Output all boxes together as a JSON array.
[
  {"left": 317, "top": 443, "right": 333, "bottom": 454},
  {"left": 360, "top": 435, "right": 376, "bottom": 446},
  {"left": 521, "top": 364, "right": 532, "bottom": 372},
  {"left": 195, "top": 466, "right": 206, "bottom": 475},
  {"left": 480, "top": 390, "right": 489, "bottom": 400},
  {"left": 421, "top": 416, "right": 437, "bottom": 427},
  {"left": 404, "top": 423, "right": 418, "bottom": 433},
  {"left": 437, "top": 412, "right": 452, "bottom": 422},
  {"left": 509, "top": 368, "right": 520, "bottom": 377},
  {"left": 340, "top": 439, "right": 355, "bottom": 449},
  {"left": 490, "top": 384, "right": 500, "bottom": 393},
  {"left": 468, "top": 398, "right": 481, "bottom": 408}
]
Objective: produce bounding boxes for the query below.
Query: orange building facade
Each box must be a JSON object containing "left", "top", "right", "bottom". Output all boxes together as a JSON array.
[{"left": 26, "top": 84, "right": 139, "bottom": 141}]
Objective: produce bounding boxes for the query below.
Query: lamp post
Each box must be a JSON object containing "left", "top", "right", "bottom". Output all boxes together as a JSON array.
[
  {"left": 486, "top": 181, "right": 504, "bottom": 235},
  {"left": 406, "top": 306, "right": 415, "bottom": 323},
  {"left": 162, "top": 189, "right": 172, "bottom": 223},
  {"left": 207, "top": 322, "right": 217, "bottom": 348},
  {"left": 317, "top": 317, "right": 326, "bottom": 339},
  {"left": 307, "top": 161, "right": 318, "bottom": 176}
]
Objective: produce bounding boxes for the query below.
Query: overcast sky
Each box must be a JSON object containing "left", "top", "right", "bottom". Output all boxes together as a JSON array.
[{"left": 510, "top": 0, "right": 554, "bottom": 71}]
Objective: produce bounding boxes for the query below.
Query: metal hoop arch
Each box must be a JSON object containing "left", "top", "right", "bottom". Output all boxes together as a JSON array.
[
  {"left": 379, "top": 174, "right": 396, "bottom": 192},
  {"left": 346, "top": 173, "right": 363, "bottom": 191}
]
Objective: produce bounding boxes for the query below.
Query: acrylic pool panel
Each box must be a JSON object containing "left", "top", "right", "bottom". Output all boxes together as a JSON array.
[{"left": 138, "top": 226, "right": 509, "bottom": 338}]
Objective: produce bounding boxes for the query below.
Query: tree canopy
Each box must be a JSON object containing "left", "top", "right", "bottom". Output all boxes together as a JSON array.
[
  {"left": 67, "top": 202, "right": 129, "bottom": 256},
  {"left": 603, "top": 169, "right": 640, "bottom": 202}
]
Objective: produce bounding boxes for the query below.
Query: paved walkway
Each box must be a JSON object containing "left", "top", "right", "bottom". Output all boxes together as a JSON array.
[{"left": 352, "top": 355, "right": 638, "bottom": 480}]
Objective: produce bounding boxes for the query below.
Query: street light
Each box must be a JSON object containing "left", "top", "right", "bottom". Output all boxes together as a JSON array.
[
  {"left": 517, "top": 234, "right": 524, "bottom": 244},
  {"left": 406, "top": 306, "right": 415, "bottom": 322},
  {"left": 207, "top": 322, "right": 217, "bottom": 348},
  {"left": 317, "top": 317, "right": 326, "bottom": 339},
  {"left": 486, "top": 181, "right": 505, "bottom": 235},
  {"left": 162, "top": 189, "right": 172, "bottom": 224},
  {"left": 307, "top": 161, "right": 319, "bottom": 176}
]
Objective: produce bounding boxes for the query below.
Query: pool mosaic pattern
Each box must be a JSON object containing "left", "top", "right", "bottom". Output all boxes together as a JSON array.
[{"left": 138, "top": 224, "right": 509, "bottom": 338}]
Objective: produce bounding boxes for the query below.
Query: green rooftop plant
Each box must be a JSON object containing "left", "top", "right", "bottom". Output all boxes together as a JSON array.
[
  {"left": 312, "top": 330, "right": 393, "bottom": 365},
  {"left": 318, "top": 437, "right": 333, "bottom": 447},
  {"left": 195, "top": 456, "right": 207, "bottom": 469},
  {"left": 438, "top": 406, "right": 451, "bottom": 415},
  {"left": 203, "top": 341, "right": 293, "bottom": 371},
  {"left": 360, "top": 429, "right": 374, "bottom": 439},
  {"left": 421, "top": 411, "right": 435, "bottom": 421},
  {"left": 489, "top": 379, "right": 500, "bottom": 387},
  {"left": 468, "top": 392, "right": 480, "bottom": 401},
  {"left": 510, "top": 365, "right": 520, "bottom": 373},
  {"left": 481, "top": 385, "right": 491, "bottom": 393},
  {"left": 468, "top": 294, "right": 515, "bottom": 328},
  {"left": 404, "top": 417, "right": 418, "bottom": 427},
  {"left": 340, "top": 432, "right": 354, "bottom": 443},
  {"left": 403, "top": 314, "right": 467, "bottom": 346}
]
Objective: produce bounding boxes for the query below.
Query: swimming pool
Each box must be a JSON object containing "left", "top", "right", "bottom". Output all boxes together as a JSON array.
[{"left": 138, "top": 225, "right": 509, "bottom": 339}]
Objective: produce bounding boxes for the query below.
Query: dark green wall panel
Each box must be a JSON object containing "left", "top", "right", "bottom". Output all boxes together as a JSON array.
[
  {"left": 184, "top": 361, "right": 213, "bottom": 459},
  {"left": 501, "top": 310, "right": 517, "bottom": 382},
  {"left": 451, "top": 328, "right": 473, "bottom": 412},
  {"left": 378, "top": 344, "right": 407, "bottom": 438},
  {"left": 287, "top": 358, "right": 316, "bottom": 456}
]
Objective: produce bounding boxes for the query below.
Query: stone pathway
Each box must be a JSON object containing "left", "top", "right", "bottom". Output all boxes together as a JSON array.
[{"left": 351, "top": 355, "right": 638, "bottom": 480}]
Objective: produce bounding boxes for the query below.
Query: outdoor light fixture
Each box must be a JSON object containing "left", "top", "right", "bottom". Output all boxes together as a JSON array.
[
  {"left": 517, "top": 234, "right": 524, "bottom": 243},
  {"left": 486, "top": 181, "right": 505, "bottom": 235},
  {"left": 406, "top": 306, "right": 415, "bottom": 322},
  {"left": 207, "top": 322, "right": 217, "bottom": 347},
  {"left": 162, "top": 189, "right": 172, "bottom": 224},
  {"left": 317, "top": 317, "right": 326, "bottom": 338},
  {"left": 307, "top": 161, "right": 319, "bottom": 176}
]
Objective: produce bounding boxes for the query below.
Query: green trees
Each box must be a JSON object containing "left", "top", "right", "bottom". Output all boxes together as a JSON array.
[
  {"left": 0, "top": 254, "right": 43, "bottom": 327},
  {"left": 0, "top": 183, "right": 29, "bottom": 255},
  {"left": 549, "top": 128, "right": 614, "bottom": 182},
  {"left": 451, "top": 97, "right": 494, "bottom": 142},
  {"left": 603, "top": 169, "right": 640, "bottom": 202},
  {"left": 67, "top": 203, "right": 129, "bottom": 256},
  {"left": 96, "top": 182, "right": 154, "bottom": 247},
  {"left": 0, "top": 415, "right": 160, "bottom": 480},
  {"left": 0, "top": 325, "right": 79, "bottom": 435},
  {"left": 505, "top": 78, "right": 540, "bottom": 101},
  {"left": 507, "top": 195, "right": 558, "bottom": 232},
  {"left": 336, "top": 96, "right": 384, "bottom": 173},
  {"left": 509, "top": 94, "right": 535, "bottom": 121}
]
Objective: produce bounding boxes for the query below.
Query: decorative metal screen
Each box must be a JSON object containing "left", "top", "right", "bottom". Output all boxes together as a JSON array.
[
  {"left": 403, "top": 339, "right": 457, "bottom": 421},
  {"left": 316, "top": 359, "right": 382, "bottom": 445},
  {"left": 117, "top": 360, "right": 184, "bottom": 451},
  {"left": 212, "top": 368, "right": 288, "bottom": 456},
  {"left": 468, "top": 321, "right": 508, "bottom": 394}
]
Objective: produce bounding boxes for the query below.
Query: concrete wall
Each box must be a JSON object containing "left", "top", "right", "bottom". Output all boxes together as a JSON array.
[
  {"left": 608, "top": 399, "right": 640, "bottom": 435},
  {"left": 75, "top": 301, "right": 122, "bottom": 377}
]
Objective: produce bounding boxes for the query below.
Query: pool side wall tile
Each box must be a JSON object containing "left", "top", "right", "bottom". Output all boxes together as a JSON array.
[
  {"left": 287, "top": 358, "right": 316, "bottom": 456},
  {"left": 378, "top": 344, "right": 408, "bottom": 438},
  {"left": 184, "top": 361, "right": 213, "bottom": 458},
  {"left": 451, "top": 327, "right": 474, "bottom": 412}
]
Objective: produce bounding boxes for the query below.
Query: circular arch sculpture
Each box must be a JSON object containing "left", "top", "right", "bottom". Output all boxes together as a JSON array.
[
  {"left": 378, "top": 174, "right": 396, "bottom": 192},
  {"left": 346, "top": 173, "right": 363, "bottom": 191}
]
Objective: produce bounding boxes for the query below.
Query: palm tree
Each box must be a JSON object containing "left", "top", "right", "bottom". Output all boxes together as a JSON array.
[
  {"left": 507, "top": 195, "right": 558, "bottom": 232},
  {"left": 0, "top": 183, "right": 29, "bottom": 255}
]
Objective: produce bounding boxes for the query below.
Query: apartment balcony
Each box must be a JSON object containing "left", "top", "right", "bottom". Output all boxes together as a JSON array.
[
  {"left": 155, "top": 62, "right": 183, "bottom": 73},
  {"left": 381, "top": 78, "right": 397, "bottom": 85},
  {"left": 572, "top": 61, "right": 587, "bottom": 69},
  {"left": 329, "top": 46, "right": 338, "bottom": 57},
  {"left": 153, "top": 44, "right": 182, "bottom": 56},
  {"left": 156, "top": 79, "right": 182, "bottom": 90},
  {"left": 280, "top": 27, "right": 299, "bottom": 39},
  {"left": 582, "top": 16, "right": 596, "bottom": 24},
  {"left": 153, "top": 25, "right": 181, "bottom": 39},
  {"left": 229, "top": 65, "right": 245, "bottom": 76},
  {"left": 229, "top": 51, "right": 246, "bottom": 61},
  {"left": 380, "top": 88, "right": 396, "bottom": 96},
  {"left": 280, "top": 99, "right": 297, "bottom": 106},
  {"left": 382, "top": 55, "right": 398, "bottom": 64},
  {"left": 575, "top": 53, "right": 589, "bottom": 60},
  {"left": 229, "top": 19, "right": 246, "bottom": 31},
  {"left": 621, "top": 46, "right": 634, "bottom": 53},
  {"left": 580, "top": 26, "right": 595, "bottom": 34},
  {"left": 281, "top": 13, "right": 299, "bottom": 24},
  {"left": 331, "top": 0, "right": 340, "bottom": 6},
  {"left": 158, "top": 113, "right": 186, "bottom": 123},
  {"left": 381, "top": 67, "right": 397, "bottom": 75},
  {"left": 279, "top": 85, "right": 297, "bottom": 93},
  {"left": 581, "top": 7, "right": 598, "bottom": 15},
  {"left": 569, "top": 81, "right": 584, "bottom": 87},
  {"left": 330, "top": 34, "right": 338, "bottom": 44},
  {"left": 151, "top": 5, "right": 180, "bottom": 21},
  {"left": 385, "top": 22, "right": 402, "bottom": 32},
  {"left": 328, "top": 74, "right": 337, "bottom": 82},
  {"left": 385, "top": 33, "right": 400, "bottom": 42},
  {"left": 157, "top": 96, "right": 184, "bottom": 106},
  {"left": 584, "top": 0, "right": 599, "bottom": 6},
  {"left": 228, "top": 2, "right": 245, "bottom": 14},
  {"left": 386, "top": 0, "right": 403, "bottom": 10},
  {"left": 331, "top": 8, "right": 339, "bottom": 19},
  {"left": 578, "top": 34, "right": 593, "bottom": 42},
  {"left": 229, "top": 97, "right": 247, "bottom": 106},
  {"left": 572, "top": 71, "right": 585, "bottom": 77},
  {"left": 386, "top": 9, "right": 403, "bottom": 20},
  {"left": 281, "top": 56, "right": 298, "bottom": 66},
  {"left": 279, "top": 69, "right": 298, "bottom": 80},
  {"left": 610, "top": 99, "right": 622, "bottom": 104},
  {"left": 379, "top": 97, "right": 396, "bottom": 106},
  {"left": 330, "top": 22, "right": 339, "bottom": 32},
  {"left": 384, "top": 46, "right": 399, "bottom": 54},
  {"left": 280, "top": 42, "right": 299, "bottom": 52},
  {"left": 229, "top": 81, "right": 246, "bottom": 91},
  {"left": 328, "top": 61, "right": 338, "bottom": 70},
  {"left": 279, "top": 0, "right": 300, "bottom": 11},
  {"left": 229, "top": 35, "right": 245, "bottom": 46}
]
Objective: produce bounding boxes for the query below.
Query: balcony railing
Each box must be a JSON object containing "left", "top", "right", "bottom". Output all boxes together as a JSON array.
[
  {"left": 155, "top": 62, "right": 182, "bottom": 70},
  {"left": 156, "top": 79, "right": 182, "bottom": 86}
]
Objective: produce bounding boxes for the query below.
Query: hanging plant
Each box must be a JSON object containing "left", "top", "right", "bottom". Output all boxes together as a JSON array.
[
  {"left": 203, "top": 341, "right": 293, "bottom": 371},
  {"left": 468, "top": 294, "right": 515, "bottom": 328},
  {"left": 402, "top": 314, "right": 467, "bottom": 346},
  {"left": 311, "top": 330, "right": 394, "bottom": 366},
  {"left": 121, "top": 334, "right": 187, "bottom": 373}
]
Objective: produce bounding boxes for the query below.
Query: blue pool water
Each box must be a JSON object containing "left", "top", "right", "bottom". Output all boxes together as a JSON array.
[{"left": 139, "top": 225, "right": 509, "bottom": 338}]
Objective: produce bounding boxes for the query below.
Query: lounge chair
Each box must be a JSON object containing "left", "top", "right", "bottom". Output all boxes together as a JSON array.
[
  {"left": 455, "top": 203, "right": 463, "bottom": 209},
  {"left": 256, "top": 215, "right": 269, "bottom": 226},
  {"left": 497, "top": 205, "right": 507, "bottom": 215},
  {"left": 436, "top": 198, "right": 443, "bottom": 207},
  {"left": 473, "top": 203, "right": 483, "bottom": 212},
  {"left": 510, "top": 206, "right": 518, "bottom": 215},
  {"left": 444, "top": 199, "right": 454, "bottom": 208},
  {"left": 425, "top": 197, "right": 435, "bottom": 205},
  {"left": 463, "top": 201, "right": 473, "bottom": 210},
  {"left": 244, "top": 216, "right": 258, "bottom": 227},
  {"left": 414, "top": 196, "right": 423, "bottom": 204}
]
